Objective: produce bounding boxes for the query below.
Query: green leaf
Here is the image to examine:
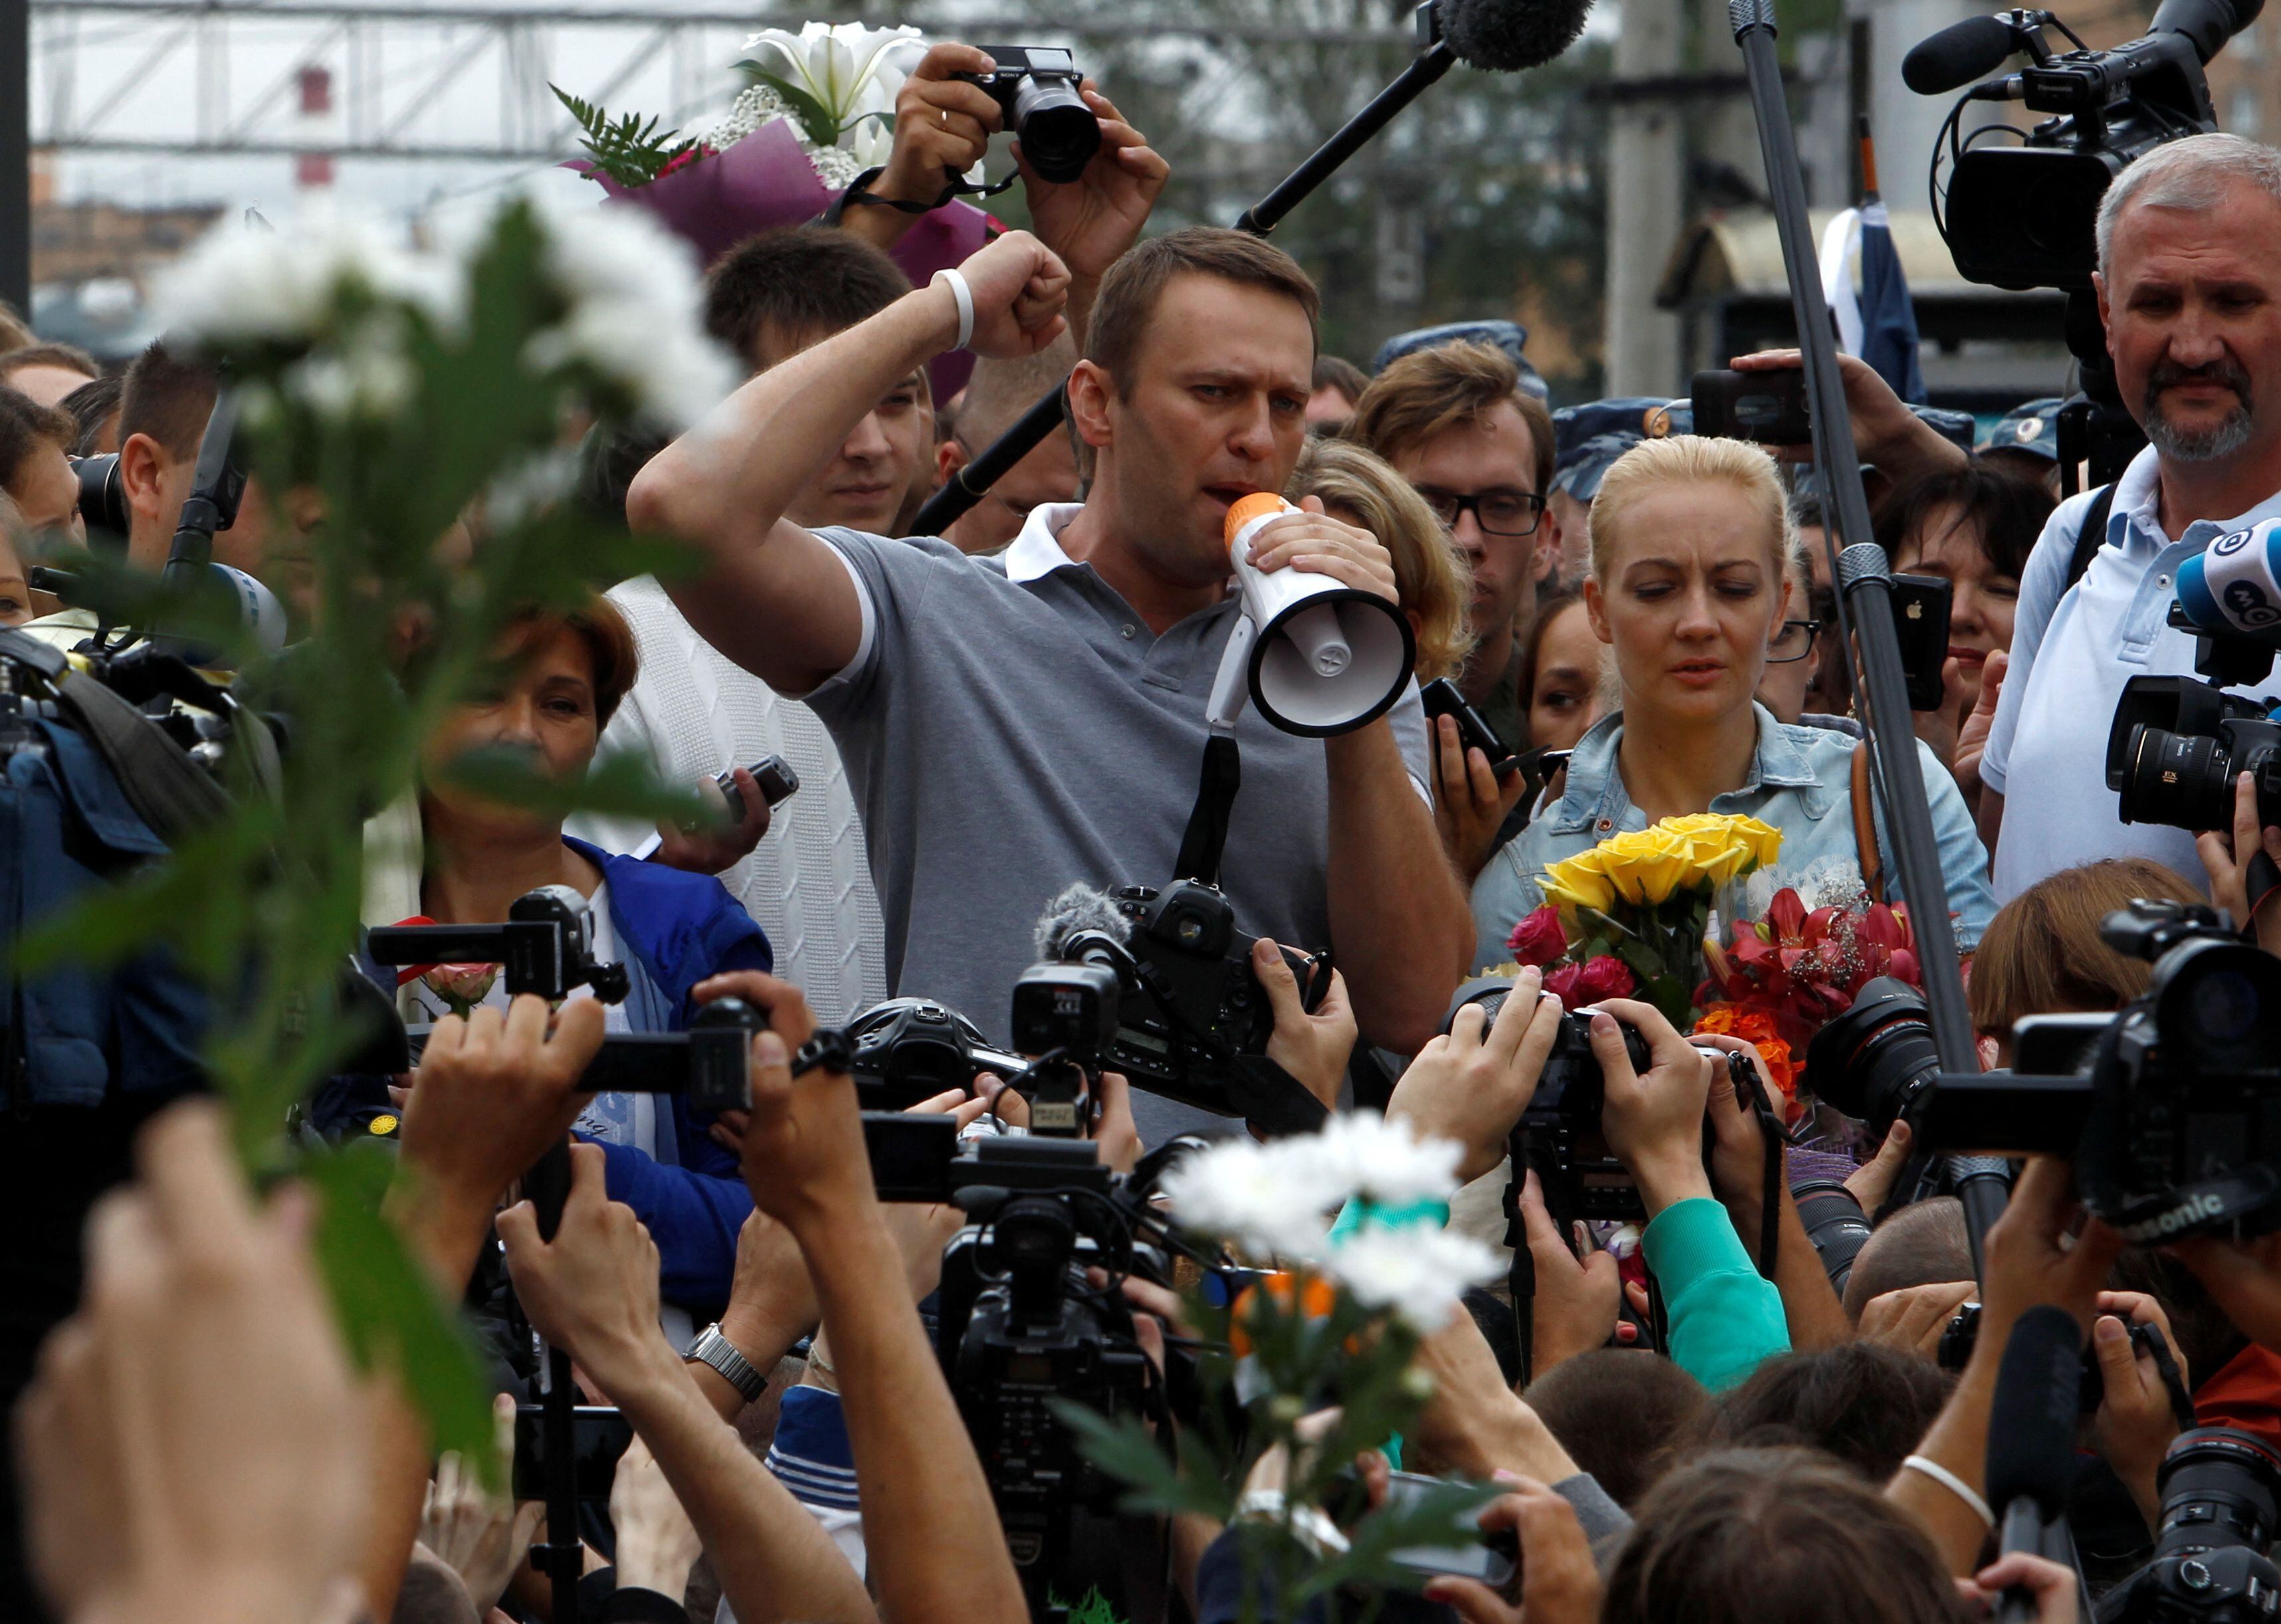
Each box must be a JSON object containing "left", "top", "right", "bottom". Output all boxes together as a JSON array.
[
  {"left": 744, "top": 70, "right": 843, "bottom": 151},
  {"left": 437, "top": 746, "right": 711, "bottom": 827},
  {"left": 550, "top": 83, "right": 705, "bottom": 189},
  {"left": 307, "top": 1147, "right": 501, "bottom": 1486}
]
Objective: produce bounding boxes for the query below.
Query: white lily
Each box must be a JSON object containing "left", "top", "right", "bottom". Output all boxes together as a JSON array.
[{"left": 738, "top": 21, "right": 924, "bottom": 144}]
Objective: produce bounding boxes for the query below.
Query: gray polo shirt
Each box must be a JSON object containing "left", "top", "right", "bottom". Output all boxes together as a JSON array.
[{"left": 804, "top": 502, "right": 1433, "bottom": 1139}]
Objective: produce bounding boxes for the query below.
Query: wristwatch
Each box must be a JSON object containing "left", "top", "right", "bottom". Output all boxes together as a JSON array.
[{"left": 685, "top": 1322, "right": 766, "bottom": 1405}]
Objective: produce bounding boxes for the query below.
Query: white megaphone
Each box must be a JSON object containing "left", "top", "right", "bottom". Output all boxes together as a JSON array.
[{"left": 1212, "top": 493, "right": 1415, "bottom": 736}]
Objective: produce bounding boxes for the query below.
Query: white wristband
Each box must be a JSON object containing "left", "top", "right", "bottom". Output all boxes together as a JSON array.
[
  {"left": 1900, "top": 1455, "right": 1994, "bottom": 1528},
  {"left": 932, "top": 267, "right": 974, "bottom": 352}
]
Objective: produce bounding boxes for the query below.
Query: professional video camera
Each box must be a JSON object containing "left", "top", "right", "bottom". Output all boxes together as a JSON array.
[
  {"left": 1911, "top": 0, "right": 2259, "bottom": 292},
  {"left": 1822, "top": 900, "right": 2281, "bottom": 1243},
  {"left": 1028, "top": 880, "right": 1333, "bottom": 1134},
  {"left": 867, "top": 1106, "right": 1203, "bottom": 1608},
  {"left": 363, "top": 888, "right": 764, "bottom": 1113},
  {"left": 2104, "top": 520, "right": 2281, "bottom": 836},
  {"left": 954, "top": 48, "right": 1101, "bottom": 183},
  {"left": 1442, "top": 977, "right": 1774, "bottom": 1231},
  {"left": 2100, "top": 1428, "right": 2281, "bottom": 1623}
]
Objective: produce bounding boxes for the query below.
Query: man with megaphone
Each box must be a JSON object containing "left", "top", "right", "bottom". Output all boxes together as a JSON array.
[{"left": 630, "top": 223, "right": 1470, "bottom": 1139}]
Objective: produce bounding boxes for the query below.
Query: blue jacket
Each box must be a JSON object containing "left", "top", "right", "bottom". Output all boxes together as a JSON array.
[
  {"left": 4, "top": 718, "right": 209, "bottom": 1110},
  {"left": 1471, "top": 704, "right": 1998, "bottom": 972},
  {"left": 560, "top": 837, "right": 772, "bottom": 1318}
]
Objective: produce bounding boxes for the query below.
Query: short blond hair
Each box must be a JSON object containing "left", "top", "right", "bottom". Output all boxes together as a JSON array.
[
  {"left": 1587, "top": 435, "right": 1794, "bottom": 581},
  {"left": 1289, "top": 437, "right": 1474, "bottom": 681}
]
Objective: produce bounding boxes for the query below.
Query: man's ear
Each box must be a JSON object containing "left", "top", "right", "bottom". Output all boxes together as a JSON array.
[
  {"left": 118, "top": 431, "right": 169, "bottom": 522},
  {"left": 1065, "top": 359, "right": 1115, "bottom": 451},
  {"left": 936, "top": 437, "right": 968, "bottom": 486}
]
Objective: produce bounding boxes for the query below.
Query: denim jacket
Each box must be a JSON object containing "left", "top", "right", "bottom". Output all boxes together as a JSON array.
[{"left": 1469, "top": 705, "right": 1997, "bottom": 972}]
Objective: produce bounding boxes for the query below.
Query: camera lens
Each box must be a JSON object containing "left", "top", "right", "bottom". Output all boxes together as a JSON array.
[
  {"left": 2121, "top": 725, "right": 2237, "bottom": 832},
  {"left": 1805, "top": 977, "right": 1939, "bottom": 1134},
  {"left": 2155, "top": 1428, "right": 2281, "bottom": 1560},
  {"left": 1010, "top": 76, "right": 1100, "bottom": 183},
  {"left": 2191, "top": 967, "right": 2262, "bottom": 1045},
  {"left": 1791, "top": 1179, "right": 1872, "bottom": 1292}
]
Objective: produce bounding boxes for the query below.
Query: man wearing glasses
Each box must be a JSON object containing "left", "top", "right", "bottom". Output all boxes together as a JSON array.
[{"left": 1345, "top": 343, "right": 1559, "bottom": 864}]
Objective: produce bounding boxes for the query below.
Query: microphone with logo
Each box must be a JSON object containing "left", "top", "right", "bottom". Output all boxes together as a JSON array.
[{"left": 1984, "top": 1304, "right": 2088, "bottom": 1623}]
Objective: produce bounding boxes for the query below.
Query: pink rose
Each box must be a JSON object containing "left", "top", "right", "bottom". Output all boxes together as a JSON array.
[
  {"left": 1544, "top": 962, "right": 1584, "bottom": 1005},
  {"left": 1572, "top": 956, "right": 1638, "bottom": 1004},
  {"left": 1507, "top": 905, "right": 1568, "bottom": 968},
  {"left": 424, "top": 963, "right": 500, "bottom": 1007}
]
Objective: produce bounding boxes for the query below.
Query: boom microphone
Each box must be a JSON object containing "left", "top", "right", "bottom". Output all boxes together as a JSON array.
[
  {"left": 1438, "top": 0, "right": 1595, "bottom": 72},
  {"left": 1902, "top": 13, "right": 2030, "bottom": 94},
  {"left": 1985, "top": 1305, "right": 2086, "bottom": 1623},
  {"left": 1033, "top": 883, "right": 1132, "bottom": 963}
]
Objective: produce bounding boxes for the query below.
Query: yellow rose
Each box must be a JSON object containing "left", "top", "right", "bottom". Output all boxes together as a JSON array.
[
  {"left": 1629, "top": 828, "right": 1698, "bottom": 903},
  {"left": 1733, "top": 815, "right": 1783, "bottom": 870},
  {"left": 1693, "top": 837, "right": 1753, "bottom": 888},
  {"left": 1594, "top": 831, "right": 1662, "bottom": 904},
  {"left": 1541, "top": 849, "right": 1617, "bottom": 914}
]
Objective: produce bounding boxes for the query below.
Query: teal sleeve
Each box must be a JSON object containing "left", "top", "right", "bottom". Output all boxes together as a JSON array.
[
  {"left": 1640, "top": 1197, "right": 1789, "bottom": 1393},
  {"left": 1327, "top": 1195, "right": 1452, "bottom": 1242}
]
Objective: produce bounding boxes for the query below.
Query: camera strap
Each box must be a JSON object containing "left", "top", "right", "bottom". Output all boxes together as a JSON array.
[
  {"left": 827, "top": 165, "right": 1017, "bottom": 221},
  {"left": 2240, "top": 851, "right": 2281, "bottom": 940}
]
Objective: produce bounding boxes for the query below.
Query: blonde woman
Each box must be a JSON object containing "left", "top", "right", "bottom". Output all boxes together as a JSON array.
[{"left": 1469, "top": 437, "right": 1996, "bottom": 969}]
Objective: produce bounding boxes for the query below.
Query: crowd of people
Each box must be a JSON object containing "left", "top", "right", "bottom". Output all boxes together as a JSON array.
[{"left": 5, "top": 29, "right": 2281, "bottom": 1624}]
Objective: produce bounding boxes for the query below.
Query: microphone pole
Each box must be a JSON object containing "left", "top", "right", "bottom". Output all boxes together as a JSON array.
[
  {"left": 911, "top": 6, "right": 1456, "bottom": 538},
  {"left": 1725, "top": 0, "right": 1981, "bottom": 1101},
  {"left": 526, "top": 1140, "right": 584, "bottom": 1624},
  {"left": 1985, "top": 1306, "right": 2088, "bottom": 1623}
]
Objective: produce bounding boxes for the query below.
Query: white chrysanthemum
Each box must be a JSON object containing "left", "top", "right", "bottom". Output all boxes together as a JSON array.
[
  {"left": 1320, "top": 1225, "right": 1502, "bottom": 1334},
  {"left": 284, "top": 344, "right": 414, "bottom": 423},
  {"left": 155, "top": 207, "right": 460, "bottom": 346},
  {"left": 520, "top": 200, "right": 738, "bottom": 429},
  {"left": 1309, "top": 1111, "right": 1464, "bottom": 1209},
  {"left": 483, "top": 446, "right": 583, "bottom": 532},
  {"left": 1158, "top": 1138, "right": 1344, "bottom": 1259}
]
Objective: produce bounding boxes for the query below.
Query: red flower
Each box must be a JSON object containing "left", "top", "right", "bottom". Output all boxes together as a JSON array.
[
  {"left": 1545, "top": 962, "right": 1584, "bottom": 1005},
  {"left": 1507, "top": 905, "right": 1568, "bottom": 967},
  {"left": 1572, "top": 955, "right": 1638, "bottom": 1003}
]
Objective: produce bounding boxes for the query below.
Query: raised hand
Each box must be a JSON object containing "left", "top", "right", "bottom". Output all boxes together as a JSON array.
[
  {"left": 1244, "top": 496, "right": 1400, "bottom": 605},
  {"left": 496, "top": 1142, "right": 668, "bottom": 1401},
  {"left": 651, "top": 767, "right": 771, "bottom": 878},
  {"left": 1590, "top": 999, "right": 1716, "bottom": 1216},
  {"left": 1017, "top": 83, "right": 1170, "bottom": 283},
  {"left": 873, "top": 43, "right": 1002, "bottom": 207},
  {"left": 1423, "top": 1478, "right": 1603, "bottom": 1624},
  {"left": 608, "top": 1438, "right": 705, "bottom": 1603},
  {"left": 420, "top": 1395, "right": 542, "bottom": 1616},
  {"left": 1387, "top": 969, "right": 1561, "bottom": 1184},
  {"left": 945, "top": 230, "right": 1073, "bottom": 359},
  {"left": 1432, "top": 714, "right": 1529, "bottom": 882},
  {"left": 1256, "top": 942, "right": 1358, "bottom": 1114},
  {"left": 1518, "top": 1169, "right": 1622, "bottom": 1372}
]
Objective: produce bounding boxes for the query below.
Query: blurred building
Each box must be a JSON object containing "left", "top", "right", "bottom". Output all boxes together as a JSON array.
[{"left": 26, "top": 154, "right": 222, "bottom": 360}]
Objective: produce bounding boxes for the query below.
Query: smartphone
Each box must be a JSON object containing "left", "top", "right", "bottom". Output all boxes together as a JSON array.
[
  {"left": 1691, "top": 368, "right": 1811, "bottom": 444},
  {"left": 1380, "top": 1469, "right": 1518, "bottom": 1587},
  {"left": 1887, "top": 573, "right": 1954, "bottom": 712},
  {"left": 1420, "top": 677, "right": 1519, "bottom": 779},
  {"left": 511, "top": 1404, "right": 634, "bottom": 1500},
  {"left": 717, "top": 754, "right": 800, "bottom": 823}
]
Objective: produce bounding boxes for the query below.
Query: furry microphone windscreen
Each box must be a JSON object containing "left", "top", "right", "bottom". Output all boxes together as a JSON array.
[
  {"left": 1033, "top": 883, "right": 1133, "bottom": 963},
  {"left": 1438, "top": 0, "right": 1596, "bottom": 72}
]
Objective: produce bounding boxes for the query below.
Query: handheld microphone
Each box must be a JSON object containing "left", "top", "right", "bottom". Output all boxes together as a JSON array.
[
  {"left": 1437, "top": 0, "right": 1597, "bottom": 72},
  {"left": 2175, "top": 518, "right": 2281, "bottom": 647},
  {"left": 1986, "top": 1305, "right": 2086, "bottom": 1622},
  {"left": 1902, "top": 13, "right": 2030, "bottom": 95}
]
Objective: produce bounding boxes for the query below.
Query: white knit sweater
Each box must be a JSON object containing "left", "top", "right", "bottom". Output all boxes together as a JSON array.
[{"left": 566, "top": 575, "right": 888, "bottom": 1025}]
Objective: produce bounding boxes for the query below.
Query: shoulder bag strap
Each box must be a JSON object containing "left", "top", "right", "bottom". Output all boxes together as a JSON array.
[{"left": 1850, "top": 738, "right": 1886, "bottom": 906}]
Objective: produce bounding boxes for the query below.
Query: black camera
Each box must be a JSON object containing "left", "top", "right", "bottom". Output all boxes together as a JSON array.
[
  {"left": 956, "top": 47, "right": 1100, "bottom": 183},
  {"left": 2101, "top": 1428, "right": 2281, "bottom": 1623},
  {"left": 1936, "top": 1300, "right": 2179, "bottom": 1416},
  {"left": 1917, "top": 900, "right": 2281, "bottom": 1241},
  {"left": 842, "top": 997, "right": 1026, "bottom": 1111},
  {"left": 1444, "top": 976, "right": 1763, "bottom": 1229},
  {"left": 2108, "top": 674, "right": 2281, "bottom": 835},
  {"left": 1925, "top": 0, "right": 2254, "bottom": 292},
  {"left": 74, "top": 453, "right": 126, "bottom": 541},
  {"left": 1040, "top": 879, "right": 1330, "bottom": 1130},
  {"left": 867, "top": 1118, "right": 1198, "bottom": 1603}
]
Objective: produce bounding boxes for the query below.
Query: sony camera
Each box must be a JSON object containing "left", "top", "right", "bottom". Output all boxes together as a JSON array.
[
  {"left": 1879, "top": 900, "right": 2281, "bottom": 1242},
  {"left": 2101, "top": 1428, "right": 2281, "bottom": 1623},
  {"left": 955, "top": 47, "right": 1099, "bottom": 183}
]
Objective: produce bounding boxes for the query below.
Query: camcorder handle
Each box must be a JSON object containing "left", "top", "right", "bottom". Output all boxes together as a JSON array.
[{"left": 522, "top": 1137, "right": 586, "bottom": 1624}]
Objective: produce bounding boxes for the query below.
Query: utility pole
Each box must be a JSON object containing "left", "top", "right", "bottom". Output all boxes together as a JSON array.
[
  {"left": 1602, "top": 0, "right": 1684, "bottom": 395},
  {"left": 0, "top": 0, "right": 27, "bottom": 316}
]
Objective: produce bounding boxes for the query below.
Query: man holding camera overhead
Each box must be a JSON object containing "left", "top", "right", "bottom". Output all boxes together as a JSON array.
[
  {"left": 632, "top": 171, "right": 1467, "bottom": 1140},
  {"left": 1981, "top": 134, "right": 2281, "bottom": 904}
]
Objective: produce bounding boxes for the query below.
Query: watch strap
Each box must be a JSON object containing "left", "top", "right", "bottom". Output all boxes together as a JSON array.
[{"left": 685, "top": 1322, "right": 766, "bottom": 1404}]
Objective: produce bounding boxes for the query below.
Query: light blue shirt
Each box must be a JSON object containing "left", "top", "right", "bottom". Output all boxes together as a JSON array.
[
  {"left": 1982, "top": 444, "right": 2281, "bottom": 902},
  {"left": 1469, "top": 703, "right": 1997, "bottom": 971}
]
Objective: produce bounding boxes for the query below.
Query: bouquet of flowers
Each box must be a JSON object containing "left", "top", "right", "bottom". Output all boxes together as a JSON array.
[
  {"left": 1067, "top": 1114, "right": 1505, "bottom": 1624},
  {"left": 1505, "top": 813, "right": 1782, "bottom": 1028},
  {"left": 1699, "top": 886, "right": 1927, "bottom": 1113}
]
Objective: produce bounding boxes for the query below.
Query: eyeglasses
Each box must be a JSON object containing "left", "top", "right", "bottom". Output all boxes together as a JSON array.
[
  {"left": 1421, "top": 489, "right": 1546, "bottom": 538},
  {"left": 1767, "top": 619, "right": 1822, "bottom": 664}
]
